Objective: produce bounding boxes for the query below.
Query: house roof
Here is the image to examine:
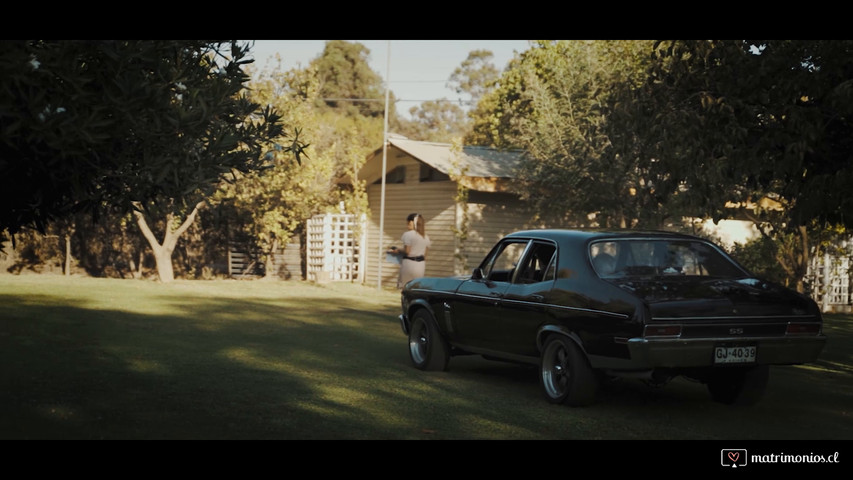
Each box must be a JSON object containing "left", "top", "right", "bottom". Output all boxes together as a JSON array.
[
  {"left": 386, "top": 136, "right": 523, "bottom": 179},
  {"left": 357, "top": 134, "right": 524, "bottom": 192}
]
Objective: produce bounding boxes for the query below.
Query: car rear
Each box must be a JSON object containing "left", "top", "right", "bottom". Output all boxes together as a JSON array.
[{"left": 590, "top": 236, "right": 827, "bottom": 370}]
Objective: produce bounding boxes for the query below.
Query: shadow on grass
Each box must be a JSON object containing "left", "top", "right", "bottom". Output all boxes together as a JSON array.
[{"left": 1, "top": 286, "right": 852, "bottom": 440}]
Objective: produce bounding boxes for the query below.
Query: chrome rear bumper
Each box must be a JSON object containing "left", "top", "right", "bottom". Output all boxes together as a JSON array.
[{"left": 624, "top": 335, "right": 827, "bottom": 368}]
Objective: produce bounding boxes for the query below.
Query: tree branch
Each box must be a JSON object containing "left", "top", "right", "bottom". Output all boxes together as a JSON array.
[{"left": 132, "top": 201, "right": 161, "bottom": 249}]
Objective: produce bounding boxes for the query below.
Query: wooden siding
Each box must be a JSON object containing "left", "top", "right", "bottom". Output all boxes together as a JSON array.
[
  {"left": 363, "top": 155, "right": 459, "bottom": 288},
  {"left": 359, "top": 150, "right": 550, "bottom": 287},
  {"left": 277, "top": 242, "right": 303, "bottom": 279},
  {"left": 458, "top": 190, "right": 539, "bottom": 273}
]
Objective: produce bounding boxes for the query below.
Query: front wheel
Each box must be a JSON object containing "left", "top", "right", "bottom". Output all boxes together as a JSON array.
[
  {"left": 539, "top": 335, "right": 598, "bottom": 406},
  {"left": 408, "top": 309, "right": 449, "bottom": 371},
  {"left": 706, "top": 365, "right": 769, "bottom": 406}
]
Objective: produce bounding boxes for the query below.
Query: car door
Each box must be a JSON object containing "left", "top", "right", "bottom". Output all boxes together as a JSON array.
[
  {"left": 451, "top": 239, "right": 530, "bottom": 349},
  {"left": 496, "top": 241, "right": 558, "bottom": 357}
]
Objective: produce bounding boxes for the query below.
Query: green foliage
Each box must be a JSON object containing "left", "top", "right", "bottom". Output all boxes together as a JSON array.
[
  {"left": 728, "top": 236, "right": 789, "bottom": 286},
  {"left": 397, "top": 100, "right": 469, "bottom": 142},
  {"left": 447, "top": 141, "right": 470, "bottom": 272},
  {"left": 471, "top": 40, "right": 658, "bottom": 227},
  {"left": 467, "top": 39, "right": 853, "bottom": 289},
  {"left": 0, "top": 40, "right": 308, "bottom": 282},
  {"left": 657, "top": 41, "right": 853, "bottom": 229},
  {"left": 636, "top": 40, "right": 853, "bottom": 288},
  {"left": 310, "top": 40, "right": 390, "bottom": 119},
  {"left": 448, "top": 49, "right": 501, "bottom": 107},
  {"left": 0, "top": 41, "right": 288, "bottom": 237},
  {"left": 219, "top": 57, "right": 377, "bottom": 276},
  {"left": 8, "top": 39, "right": 849, "bottom": 289},
  {"left": 393, "top": 49, "right": 503, "bottom": 142},
  {"left": 3, "top": 228, "right": 65, "bottom": 274}
]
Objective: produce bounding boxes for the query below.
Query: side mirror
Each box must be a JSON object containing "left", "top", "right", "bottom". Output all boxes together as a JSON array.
[{"left": 471, "top": 268, "right": 485, "bottom": 280}]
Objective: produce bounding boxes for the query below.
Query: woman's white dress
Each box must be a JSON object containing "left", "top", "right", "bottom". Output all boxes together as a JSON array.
[{"left": 398, "top": 230, "right": 431, "bottom": 288}]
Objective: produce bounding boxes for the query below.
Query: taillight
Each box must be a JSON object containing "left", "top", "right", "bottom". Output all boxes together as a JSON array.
[
  {"left": 643, "top": 324, "right": 682, "bottom": 338},
  {"left": 786, "top": 322, "right": 822, "bottom": 335}
]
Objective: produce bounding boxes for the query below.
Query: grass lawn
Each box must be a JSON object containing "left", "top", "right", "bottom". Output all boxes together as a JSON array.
[{"left": 1, "top": 273, "right": 852, "bottom": 441}]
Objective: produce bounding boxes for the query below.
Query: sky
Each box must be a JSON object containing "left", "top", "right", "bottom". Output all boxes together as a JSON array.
[{"left": 245, "top": 40, "right": 532, "bottom": 117}]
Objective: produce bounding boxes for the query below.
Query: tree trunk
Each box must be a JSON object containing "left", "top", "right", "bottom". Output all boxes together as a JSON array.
[
  {"left": 792, "top": 225, "right": 810, "bottom": 293},
  {"left": 152, "top": 249, "right": 175, "bottom": 282},
  {"left": 262, "top": 237, "right": 281, "bottom": 280},
  {"left": 133, "top": 201, "right": 204, "bottom": 283},
  {"left": 771, "top": 225, "right": 810, "bottom": 294},
  {"left": 64, "top": 234, "right": 72, "bottom": 276}
]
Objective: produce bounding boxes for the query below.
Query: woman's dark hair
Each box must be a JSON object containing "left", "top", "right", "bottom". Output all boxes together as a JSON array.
[{"left": 408, "top": 213, "right": 426, "bottom": 237}]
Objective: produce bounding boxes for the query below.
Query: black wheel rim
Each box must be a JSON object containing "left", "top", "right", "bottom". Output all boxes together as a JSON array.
[
  {"left": 409, "top": 319, "right": 428, "bottom": 365},
  {"left": 542, "top": 341, "right": 570, "bottom": 398}
]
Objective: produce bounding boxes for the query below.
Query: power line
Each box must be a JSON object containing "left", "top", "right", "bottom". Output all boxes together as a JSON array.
[{"left": 319, "top": 97, "right": 474, "bottom": 105}]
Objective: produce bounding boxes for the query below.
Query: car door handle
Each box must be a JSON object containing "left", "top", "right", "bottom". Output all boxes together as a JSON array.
[
  {"left": 489, "top": 291, "right": 503, "bottom": 297},
  {"left": 529, "top": 294, "right": 544, "bottom": 302}
]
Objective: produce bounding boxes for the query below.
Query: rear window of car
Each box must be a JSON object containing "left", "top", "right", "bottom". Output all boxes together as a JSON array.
[{"left": 589, "top": 239, "right": 746, "bottom": 279}]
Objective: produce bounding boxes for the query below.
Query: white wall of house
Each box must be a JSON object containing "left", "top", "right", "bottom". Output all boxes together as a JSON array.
[
  {"left": 693, "top": 218, "right": 761, "bottom": 248},
  {"left": 459, "top": 191, "right": 535, "bottom": 274},
  {"left": 359, "top": 152, "right": 536, "bottom": 287},
  {"left": 362, "top": 155, "right": 457, "bottom": 288}
]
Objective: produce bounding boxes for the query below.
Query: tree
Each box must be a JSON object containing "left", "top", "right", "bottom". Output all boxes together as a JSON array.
[
  {"left": 640, "top": 40, "right": 853, "bottom": 290},
  {"left": 219, "top": 53, "right": 376, "bottom": 279},
  {"left": 0, "top": 40, "right": 305, "bottom": 281},
  {"left": 1, "top": 40, "right": 119, "bottom": 238},
  {"left": 310, "top": 40, "right": 391, "bottom": 119},
  {"left": 387, "top": 50, "right": 499, "bottom": 143},
  {"left": 471, "top": 40, "right": 853, "bottom": 290},
  {"left": 448, "top": 49, "right": 502, "bottom": 108},
  {"left": 465, "top": 48, "right": 530, "bottom": 149},
  {"left": 470, "top": 40, "right": 658, "bottom": 227},
  {"left": 397, "top": 100, "right": 468, "bottom": 142}
]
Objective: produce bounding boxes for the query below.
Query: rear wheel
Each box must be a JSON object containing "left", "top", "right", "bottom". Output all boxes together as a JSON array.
[
  {"left": 707, "top": 365, "right": 769, "bottom": 406},
  {"left": 539, "top": 335, "right": 598, "bottom": 406},
  {"left": 408, "top": 309, "right": 449, "bottom": 371}
]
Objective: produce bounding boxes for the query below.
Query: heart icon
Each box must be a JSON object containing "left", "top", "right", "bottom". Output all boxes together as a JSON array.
[{"left": 728, "top": 452, "right": 740, "bottom": 462}]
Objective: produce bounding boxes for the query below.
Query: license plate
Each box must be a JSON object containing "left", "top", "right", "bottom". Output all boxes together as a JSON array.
[{"left": 714, "top": 345, "right": 757, "bottom": 364}]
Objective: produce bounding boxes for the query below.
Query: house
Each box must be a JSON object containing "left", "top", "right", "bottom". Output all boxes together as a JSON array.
[{"left": 355, "top": 134, "right": 537, "bottom": 288}]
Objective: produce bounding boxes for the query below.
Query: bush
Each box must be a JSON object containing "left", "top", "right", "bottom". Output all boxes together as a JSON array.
[{"left": 728, "top": 236, "right": 788, "bottom": 286}]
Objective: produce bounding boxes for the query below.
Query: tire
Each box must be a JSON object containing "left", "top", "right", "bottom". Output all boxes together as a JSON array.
[
  {"left": 707, "top": 365, "right": 769, "bottom": 406},
  {"left": 539, "top": 335, "right": 598, "bottom": 406},
  {"left": 408, "top": 309, "right": 449, "bottom": 371}
]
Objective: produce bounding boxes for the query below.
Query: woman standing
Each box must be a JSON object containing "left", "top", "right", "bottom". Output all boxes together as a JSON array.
[{"left": 395, "top": 213, "right": 430, "bottom": 288}]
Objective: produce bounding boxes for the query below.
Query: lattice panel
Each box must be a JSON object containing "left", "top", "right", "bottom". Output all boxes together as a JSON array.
[{"left": 307, "top": 214, "right": 362, "bottom": 282}]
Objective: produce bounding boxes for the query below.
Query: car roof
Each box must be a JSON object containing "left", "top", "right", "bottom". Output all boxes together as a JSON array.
[{"left": 504, "top": 229, "right": 706, "bottom": 242}]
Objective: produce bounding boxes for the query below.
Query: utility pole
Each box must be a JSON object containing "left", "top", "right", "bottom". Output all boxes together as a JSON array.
[{"left": 377, "top": 40, "right": 391, "bottom": 290}]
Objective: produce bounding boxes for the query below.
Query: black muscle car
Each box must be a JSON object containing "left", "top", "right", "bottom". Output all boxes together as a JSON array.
[{"left": 398, "top": 229, "right": 826, "bottom": 406}]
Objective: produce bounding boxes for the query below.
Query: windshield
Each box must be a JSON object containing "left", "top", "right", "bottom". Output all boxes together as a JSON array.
[{"left": 589, "top": 239, "right": 747, "bottom": 279}]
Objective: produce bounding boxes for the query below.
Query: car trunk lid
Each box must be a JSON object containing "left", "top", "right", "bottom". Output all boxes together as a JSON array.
[{"left": 611, "top": 277, "right": 818, "bottom": 321}]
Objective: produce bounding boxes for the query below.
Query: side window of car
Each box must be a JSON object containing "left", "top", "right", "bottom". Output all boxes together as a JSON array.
[
  {"left": 515, "top": 242, "right": 557, "bottom": 284},
  {"left": 484, "top": 241, "right": 528, "bottom": 282},
  {"left": 542, "top": 250, "right": 557, "bottom": 282}
]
